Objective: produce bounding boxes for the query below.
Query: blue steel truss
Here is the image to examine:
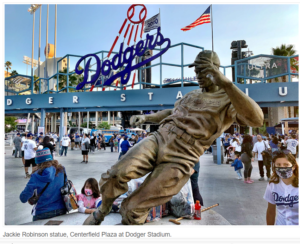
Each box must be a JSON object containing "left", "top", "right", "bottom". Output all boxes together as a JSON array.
[{"left": 4, "top": 43, "right": 298, "bottom": 95}]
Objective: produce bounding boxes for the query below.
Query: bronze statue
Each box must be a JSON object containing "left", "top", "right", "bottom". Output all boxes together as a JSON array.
[{"left": 83, "top": 50, "right": 264, "bottom": 225}]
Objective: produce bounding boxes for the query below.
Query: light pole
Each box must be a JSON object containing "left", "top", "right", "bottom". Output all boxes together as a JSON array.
[{"left": 28, "top": 4, "right": 41, "bottom": 77}]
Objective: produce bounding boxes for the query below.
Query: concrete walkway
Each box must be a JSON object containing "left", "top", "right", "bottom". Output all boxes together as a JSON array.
[{"left": 5, "top": 146, "right": 284, "bottom": 225}]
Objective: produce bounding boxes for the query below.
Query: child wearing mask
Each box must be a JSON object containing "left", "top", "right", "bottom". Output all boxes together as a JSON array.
[
  {"left": 231, "top": 152, "right": 243, "bottom": 180},
  {"left": 264, "top": 150, "right": 298, "bottom": 225},
  {"left": 77, "top": 178, "right": 102, "bottom": 214}
]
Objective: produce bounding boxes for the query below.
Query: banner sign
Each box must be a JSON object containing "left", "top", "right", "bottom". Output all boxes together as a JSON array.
[
  {"left": 144, "top": 13, "right": 161, "bottom": 33},
  {"left": 163, "top": 77, "right": 197, "bottom": 83},
  {"left": 38, "top": 126, "right": 45, "bottom": 135}
]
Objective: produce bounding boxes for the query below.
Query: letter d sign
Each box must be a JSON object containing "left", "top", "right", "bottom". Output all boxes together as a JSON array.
[{"left": 7, "top": 99, "right": 12, "bottom": 106}]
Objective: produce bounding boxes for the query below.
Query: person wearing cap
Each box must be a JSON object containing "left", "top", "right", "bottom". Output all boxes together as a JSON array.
[
  {"left": 23, "top": 133, "right": 38, "bottom": 178},
  {"left": 60, "top": 134, "right": 71, "bottom": 157},
  {"left": 19, "top": 147, "right": 67, "bottom": 221},
  {"left": 118, "top": 134, "right": 125, "bottom": 155},
  {"left": 81, "top": 133, "right": 90, "bottom": 163},
  {"left": 119, "top": 135, "right": 132, "bottom": 160},
  {"left": 13, "top": 133, "right": 22, "bottom": 158},
  {"left": 83, "top": 50, "right": 264, "bottom": 225}
]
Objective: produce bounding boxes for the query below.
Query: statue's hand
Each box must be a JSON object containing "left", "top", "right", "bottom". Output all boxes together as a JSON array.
[
  {"left": 198, "top": 57, "right": 232, "bottom": 88},
  {"left": 130, "top": 115, "right": 146, "bottom": 126}
]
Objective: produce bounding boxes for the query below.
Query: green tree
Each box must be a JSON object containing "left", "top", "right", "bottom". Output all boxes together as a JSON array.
[
  {"left": 81, "top": 121, "right": 93, "bottom": 128},
  {"left": 33, "top": 75, "right": 40, "bottom": 93},
  {"left": 254, "top": 122, "right": 267, "bottom": 136},
  {"left": 5, "top": 61, "right": 12, "bottom": 76},
  {"left": 271, "top": 44, "right": 297, "bottom": 82},
  {"left": 5, "top": 116, "right": 18, "bottom": 133},
  {"left": 10, "top": 70, "right": 18, "bottom": 77},
  {"left": 97, "top": 122, "right": 111, "bottom": 129},
  {"left": 57, "top": 66, "right": 84, "bottom": 92}
]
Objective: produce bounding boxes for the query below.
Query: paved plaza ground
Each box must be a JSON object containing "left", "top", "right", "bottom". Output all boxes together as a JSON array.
[{"left": 5, "top": 145, "right": 291, "bottom": 225}]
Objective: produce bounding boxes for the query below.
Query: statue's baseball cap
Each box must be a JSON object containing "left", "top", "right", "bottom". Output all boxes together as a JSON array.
[{"left": 188, "top": 50, "right": 220, "bottom": 68}]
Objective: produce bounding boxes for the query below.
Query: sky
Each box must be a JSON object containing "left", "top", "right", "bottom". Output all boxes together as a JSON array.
[{"left": 4, "top": 3, "right": 299, "bottom": 84}]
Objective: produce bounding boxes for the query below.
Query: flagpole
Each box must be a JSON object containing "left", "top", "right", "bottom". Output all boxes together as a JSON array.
[{"left": 211, "top": 4, "right": 214, "bottom": 52}]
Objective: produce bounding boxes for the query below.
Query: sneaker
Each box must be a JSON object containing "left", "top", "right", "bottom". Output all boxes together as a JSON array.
[
  {"left": 246, "top": 180, "right": 254, "bottom": 184},
  {"left": 86, "top": 161, "right": 88, "bottom": 164},
  {"left": 81, "top": 161, "right": 85, "bottom": 163},
  {"left": 258, "top": 177, "right": 265, "bottom": 181},
  {"left": 25, "top": 172, "right": 30, "bottom": 178},
  {"left": 248, "top": 179, "right": 254, "bottom": 183}
]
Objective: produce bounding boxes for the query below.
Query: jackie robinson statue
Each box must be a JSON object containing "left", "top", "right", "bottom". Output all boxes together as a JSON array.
[{"left": 83, "top": 50, "right": 264, "bottom": 225}]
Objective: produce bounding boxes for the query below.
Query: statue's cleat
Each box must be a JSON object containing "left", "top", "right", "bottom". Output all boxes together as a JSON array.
[{"left": 83, "top": 210, "right": 104, "bottom": 225}]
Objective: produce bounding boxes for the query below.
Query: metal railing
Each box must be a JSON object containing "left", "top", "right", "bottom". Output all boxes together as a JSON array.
[{"left": 5, "top": 47, "right": 298, "bottom": 96}]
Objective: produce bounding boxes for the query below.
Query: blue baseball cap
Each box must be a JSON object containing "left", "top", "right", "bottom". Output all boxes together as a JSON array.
[
  {"left": 17, "top": 133, "right": 20, "bottom": 135},
  {"left": 39, "top": 132, "right": 43, "bottom": 135},
  {"left": 35, "top": 147, "right": 53, "bottom": 165},
  {"left": 27, "top": 133, "right": 33, "bottom": 137}
]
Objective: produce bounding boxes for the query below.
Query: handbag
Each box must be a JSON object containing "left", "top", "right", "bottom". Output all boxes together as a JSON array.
[
  {"left": 28, "top": 182, "right": 50, "bottom": 205},
  {"left": 60, "top": 170, "right": 78, "bottom": 212},
  {"left": 262, "top": 141, "right": 272, "bottom": 166}
]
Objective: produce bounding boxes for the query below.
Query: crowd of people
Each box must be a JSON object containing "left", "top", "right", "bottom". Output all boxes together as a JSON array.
[
  {"left": 11, "top": 129, "right": 298, "bottom": 225},
  {"left": 12, "top": 130, "right": 150, "bottom": 177},
  {"left": 221, "top": 132, "right": 298, "bottom": 225}
]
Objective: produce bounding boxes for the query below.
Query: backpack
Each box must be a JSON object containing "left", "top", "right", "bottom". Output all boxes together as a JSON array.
[{"left": 60, "top": 170, "right": 78, "bottom": 212}]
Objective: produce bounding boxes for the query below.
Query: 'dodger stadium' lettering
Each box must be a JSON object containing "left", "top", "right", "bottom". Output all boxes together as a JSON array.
[{"left": 75, "top": 27, "right": 171, "bottom": 90}]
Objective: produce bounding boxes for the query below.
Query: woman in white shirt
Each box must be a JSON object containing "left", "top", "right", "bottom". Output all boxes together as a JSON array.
[
  {"left": 263, "top": 150, "right": 299, "bottom": 225},
  {"left": 231, "top": 138, "right": 241, "bottom": 155}
]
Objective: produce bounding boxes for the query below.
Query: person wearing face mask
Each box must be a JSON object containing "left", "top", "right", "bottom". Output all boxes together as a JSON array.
[
  {"left": 263, "top": 150, "right": 299, "bottom": 225},
  {"left": 77, "top": 178, "right": 102, "bottom": 214}
]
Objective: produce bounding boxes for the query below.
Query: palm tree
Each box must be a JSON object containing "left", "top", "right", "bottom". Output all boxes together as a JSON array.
[
  {"left": 57, "top": 66, "right": 84, "bottom": 92},
  {"left": 271, "top": 44, "right": 297, "bottom": 82},
  {"left": 33, "top": 75, "right": 40, "bottom": 94},
  {"left": 10, "top": 70, "right": 18, "bottom": 77},
  {"left": 5, "top": 61, "right": 12, "bottom": 76}
]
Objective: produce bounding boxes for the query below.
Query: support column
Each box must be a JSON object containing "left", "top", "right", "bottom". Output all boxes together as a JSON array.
[
  {"left": 25, "top": 113, "right": 31, "bottom": 131},
  {"left": 32, "top": 115, "right": 35, "bottom": 134},
  {"left": 54, "top": 113, "right": 57, "bottom": 132},
  {"left": 108, "top": 111, "right": 111, "bottom": 125},
  {"left": 95, "top": 111, "right": 98, "bottom": 128},
  {"left": 40, "top": 109, "right": 45, "bottom": 128},
  {"left": 281, "top": 123, "right": 285, "bottom": 135},
  {"left": 64, "top": 112, "right": 68, "bottom": 134},
  {"left": 60, "top": 108, "right": 65, "bottom": 141},
  {"left": 51, "top": 116, "right": 54, "bottom": 132},
  {"left": 78, "top": 112, "right": 81, "bottom": 132},
  {"left": 290, "top": 106, "right": 295, "bottom": 118},
  {"left": 249, "top": 127, "right": 253, "bottom": 136},
  {"left": 113, "top": 112, "right": 115, "bottom": 126},
  {"left": 87, "top": 112, "right": 90, "bottom": 129},
  {"left": 216, "top": 137, "right": 222, "bottom": 165}
]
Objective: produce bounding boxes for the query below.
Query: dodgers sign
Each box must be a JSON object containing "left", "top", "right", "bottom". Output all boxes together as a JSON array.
[{"left": 75, "top": 27, "right": 171, "bottom": 90}]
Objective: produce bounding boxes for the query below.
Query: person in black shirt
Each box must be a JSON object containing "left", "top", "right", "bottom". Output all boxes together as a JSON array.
[
  {"left": 70, "top": 134, "right": 75, "bottom": 150},
  {"left": 40, "top": 136, "right": 55, "bottom": 156}
]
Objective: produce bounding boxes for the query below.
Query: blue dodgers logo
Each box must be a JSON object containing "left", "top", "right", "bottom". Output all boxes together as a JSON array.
[
  {"left": 75, "top": 27, "right": 171, "bottom": 90},
  {"left": 272, "top": 192, "right": 299, "bottom": 207}
]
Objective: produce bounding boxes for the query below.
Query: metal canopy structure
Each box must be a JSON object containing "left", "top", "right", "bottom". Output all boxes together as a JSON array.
[{"left": 5, "top": 42, "right": 299, "bottom": 115}]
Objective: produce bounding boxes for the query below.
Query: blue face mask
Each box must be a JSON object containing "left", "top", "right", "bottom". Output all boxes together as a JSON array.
[{"left": 275, "top": 167, "right": 293, "bottom": 179}]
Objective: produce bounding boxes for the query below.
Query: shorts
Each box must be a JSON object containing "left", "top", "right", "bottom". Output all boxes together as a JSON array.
[
  {"left": 75, "top": 142, "right": 79, "bottom": 145},
  {"left": 25, "top": 158, "right": 36, "bottom": 167},
  {"left": 22, "top": 151, "right": 24, "bottom": 157},
  {"left": 82, "top": 150, "right": 88, "bottom": 155}
]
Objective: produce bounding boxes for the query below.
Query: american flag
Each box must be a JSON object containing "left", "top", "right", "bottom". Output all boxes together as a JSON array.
[{"left": 181, "top": 6, "right": 211, "bottom": 31}]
